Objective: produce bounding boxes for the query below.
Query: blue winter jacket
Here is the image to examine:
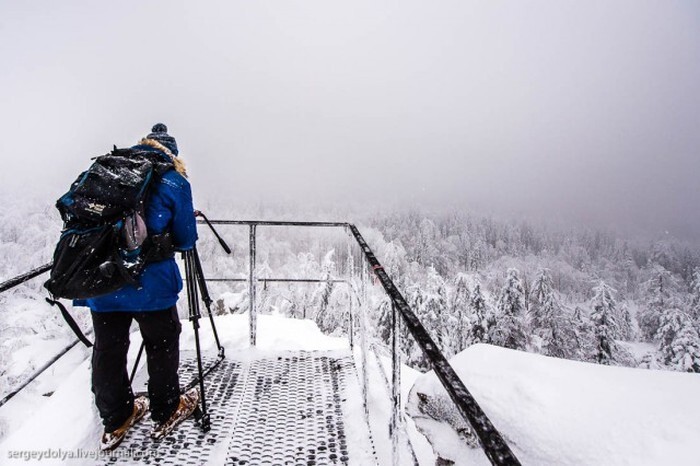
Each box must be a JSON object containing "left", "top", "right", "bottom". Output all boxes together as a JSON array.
[{"left": 75, "top": 145, "right": 197, "bottom": 312}]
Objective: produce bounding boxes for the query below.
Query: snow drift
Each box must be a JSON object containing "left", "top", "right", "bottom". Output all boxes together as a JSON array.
[{"left": 408, "top": 343, "right": 700, "bottom": 465}]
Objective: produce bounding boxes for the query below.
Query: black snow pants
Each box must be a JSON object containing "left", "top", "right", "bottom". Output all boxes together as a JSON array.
[{"left": 91, "top": 306, "right": 182, "bottom": 432}]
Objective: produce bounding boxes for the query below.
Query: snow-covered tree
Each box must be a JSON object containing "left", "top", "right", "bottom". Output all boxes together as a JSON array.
[
  {"left": 616, "top": 302, "right": 635, "bottom": 341},
  {"left": 284, "top": 252, "right": 322, "bottom": 319},
  {"left": 530, "top": 269, "right": 556, "bottom": 332},
  {"left": 589, "top": 281, "right": 620, "bottom": 364},
  {"left": 422, "top": 267, "right": 455, "bottom": 356},
  {"left": 402, "top": 284, "right": 429, "bottom": 369},
  {"left": 541, "top": 312, "right": 581, "bottom": 360},
  {"left": 313, "top": 251, "right": 340, "bottom": 334},
  {"left": 638, "top": 266, "right": 676, "bottom": 341},
  {"left": 449, "top": 274, "right": 471, "bottom": 352},
  {"left": 466, "top": 276, "right": 491, "bottom": 346},
  {"left": 656, "top": 308, "right": 700, "bottom": 372},
  {"left": 375, "top": 298, "right": 392, "bottom": 345},
  {"left": 689, "top": 268, "right": 700, "bottom": 322},
  {"left": 571, "top": 305, "right": 595, "bottom": 361},
  {"left": 469, "top": 239, "right": 485, "bottom": 272},
  {"left": 490, "top": 268, "right": 528, "bottom": 350},
  {"left": 414, "top": 219, "right": 440, "bottom": 269},
  {"left": 529, "top": 269, "right": 581, "bottom": 359},
  {"left": 669, "top": 323, "right": 700, "bottom": 372},
  {"left": 381, "top": 240, "right": 408, "bottom": 287}
]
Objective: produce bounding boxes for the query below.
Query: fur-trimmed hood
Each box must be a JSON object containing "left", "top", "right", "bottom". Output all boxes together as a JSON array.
[{"left": 139, "top": 138, "right": 187, "bottom": 178}]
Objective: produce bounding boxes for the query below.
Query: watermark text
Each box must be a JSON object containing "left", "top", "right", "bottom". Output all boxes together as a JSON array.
[{"left": 7, "top": 448, "right": 153, "bottom": 462}]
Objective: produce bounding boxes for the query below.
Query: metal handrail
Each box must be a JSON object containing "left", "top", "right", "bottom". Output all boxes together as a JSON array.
[
  {"left": 347, "top": 224, "right": 520, "bottom": 465},
  {"left": 0, "top": 219, "right": 520, "bottom": 465},
  {"left": 0, "top": 263, "right": 52, "bottom": 293},
  {"left": 204, "top": 219, "right": 520, "bottom": 466}
]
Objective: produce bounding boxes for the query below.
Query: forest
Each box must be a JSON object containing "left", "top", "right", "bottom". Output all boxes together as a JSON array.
[{"left": 1, "top": 197, "right": 700, "bottom": 406}]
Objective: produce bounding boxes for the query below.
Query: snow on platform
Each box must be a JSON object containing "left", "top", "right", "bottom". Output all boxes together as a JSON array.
[
  {"left": 110, "top": 349, "right": 375, "bottom": 465},
  {"left": 0, "top": 314, "right": 378, "bottom": 465},
  {"left": 408, "top": 343, "right": 700, "bottom": 465}
]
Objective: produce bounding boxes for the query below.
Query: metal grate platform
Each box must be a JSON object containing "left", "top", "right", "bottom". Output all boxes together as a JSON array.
[{"left": 104, "top": 350, "right": 376, "bottom": 466}]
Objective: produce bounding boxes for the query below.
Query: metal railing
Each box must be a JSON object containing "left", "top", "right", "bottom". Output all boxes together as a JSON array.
[
  {"left": 0, "top": 219, "right": 520, "bottom": 466},
  {"left": 206, "top": 220, "right": 521, "bottom": 466},
  {"left": 0, "top": 263, "right": 52, "bottom": 294}
]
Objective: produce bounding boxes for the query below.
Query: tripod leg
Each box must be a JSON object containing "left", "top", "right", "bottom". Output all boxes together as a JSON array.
[
  {"left": 192, "top": 247, "right": 224, "bottom": 356},
  {"left": 183, "top": 250, "right": 211, "bottom": 432},
  {"left": 129, "top": 341, "right": 145, "bottom": 386}
]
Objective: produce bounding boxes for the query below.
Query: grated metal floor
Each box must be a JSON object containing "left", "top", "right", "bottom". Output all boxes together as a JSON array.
[{"left": 103, "top": 350, "right": 375, "bottom": 466}]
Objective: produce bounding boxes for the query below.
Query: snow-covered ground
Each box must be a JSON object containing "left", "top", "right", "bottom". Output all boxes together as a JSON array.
[
  {"left": 409, "top": 343, "right": 700, "bottom": 465},
  {"left": 3, "top": 311, "right": 700, "bottom": 465},
  {"left": 0, "top": 312, "right": 432, "bottom": 465}
]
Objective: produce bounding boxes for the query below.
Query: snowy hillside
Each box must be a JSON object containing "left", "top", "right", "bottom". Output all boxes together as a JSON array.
[{"left": 408, "top": 344, "right": 700, "bottom": 465}]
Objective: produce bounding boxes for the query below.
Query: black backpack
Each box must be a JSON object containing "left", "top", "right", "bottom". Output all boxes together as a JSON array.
[{"left": 44, "top": 146, "right": 175, "bottom": 301}]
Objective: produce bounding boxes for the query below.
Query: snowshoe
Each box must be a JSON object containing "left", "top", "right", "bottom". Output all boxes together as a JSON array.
[
  {"left": 100, "top": 395, "right": 149, "bottom": 451},
  {"left": 150, "top": 387, "right": 200, "bottom": 440}
]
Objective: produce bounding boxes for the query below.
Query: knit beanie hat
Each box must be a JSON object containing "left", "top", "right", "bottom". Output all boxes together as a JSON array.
[{"left": 146, "top": 123, "right": 179, "bottom": 156}]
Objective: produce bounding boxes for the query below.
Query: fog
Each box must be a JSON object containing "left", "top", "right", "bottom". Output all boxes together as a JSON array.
[{"left": 1, "top": 1, "right": 699, "bottom": 236}]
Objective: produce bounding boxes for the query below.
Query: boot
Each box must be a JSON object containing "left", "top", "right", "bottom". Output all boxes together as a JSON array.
[
  {"left": 150, "top": 387, "right": 200, "bottom": 440},
  {"left": 100, "top": 395, "right": 149, "bottom": 451}
]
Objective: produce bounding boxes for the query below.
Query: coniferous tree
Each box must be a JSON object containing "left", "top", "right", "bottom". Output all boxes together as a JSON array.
[
  {"left": 402, "top": 284, "right": 429, "bottom": 369},
  {"left": 638, "top": 266, "right": 675, "bottom": 341},
  {"left": 541, "top": 311, "right": 581, "bottom": 360},
  {"left": 572, "top": 305, "right": 596, "bottom": 361},
  {"left": 290, "top": 252, "right": 321, "bottom": 319},
  {"left": 689, "top": 268, "right": 700, "bottom": 322},
  {"left": 616, "top": 302, "right": 634, "bottom": 341},
  {"left": 469, "top": 239, "right": 485, "bottom": 272},
  {"left": 530, "top": 269, "right": 581, "bottom": 358},
  {"left": 234, "top": 260, "right": 273, "bottom": 316},
  {"left": 375, "top": 298, "right": 392, "bottom": 345},
  {"left": 622, "top": 247, "right": 639, "bottom": 295},
  {"left": 450, "top": 274, "right": 471, "bottom": 352},
  {"left": 313, "top": 258, "right": 337, "bottom": 333},
  {"left": 656, "top": 307, "right": 685, "bottom": 361},
  {"left": 467, "top": 276, "right": 491, "bottom": 345},
  {"left": 589, "top": 281, "right": 620, "bottom": 364},
  {"left": 382, "top": 241, "right": 408, "bottom": 286},
  {"left": 669, "top": 322, "right": 700, "bottom": 373},
  {"left": 422, "top": 267, "right": 455, "bottom": 356},
  {"left": 530, "top": 269, "right": 556, "bottom": 333},
  {"left": 656, "top": 308, "right": 700, "bottom": 372},
  {"left": 490, "top": 268, "right": 528, "bottom": 350}
]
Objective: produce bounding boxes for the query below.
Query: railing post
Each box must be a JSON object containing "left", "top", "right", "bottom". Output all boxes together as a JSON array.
[
  {"left": 360, "top": 264, "right": 369, "bottom": 413},
  {"left": 391, "top": 301, "right": 401, "bottom": 466},
  {"left": 348, "top": 288, "right": 354, "bottom": 350},
  {"left": 346, "top": 242, "right": 355, "bottom": 350},
  {"left": 249, "top": 224, "right": 257, "bottom": 347}
]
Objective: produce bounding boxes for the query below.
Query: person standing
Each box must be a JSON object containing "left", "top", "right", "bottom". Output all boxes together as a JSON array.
[{"left": 75, "top": 123, "right": 200, "bottom": 451}]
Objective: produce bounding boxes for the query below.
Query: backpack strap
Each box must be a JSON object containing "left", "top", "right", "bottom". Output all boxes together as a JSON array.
[{"left": 45, "top": 298, "right": 93, "bottom": 348}]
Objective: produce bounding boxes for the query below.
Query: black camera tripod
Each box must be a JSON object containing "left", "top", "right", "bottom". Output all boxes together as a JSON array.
[{"left": 130, "top": 211, "right": 230, "bottom": 432}]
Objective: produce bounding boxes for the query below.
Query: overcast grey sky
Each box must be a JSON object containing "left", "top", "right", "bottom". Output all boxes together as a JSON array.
[{"left": 1, "top": 1, "right": 699, "bottom": 235}]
